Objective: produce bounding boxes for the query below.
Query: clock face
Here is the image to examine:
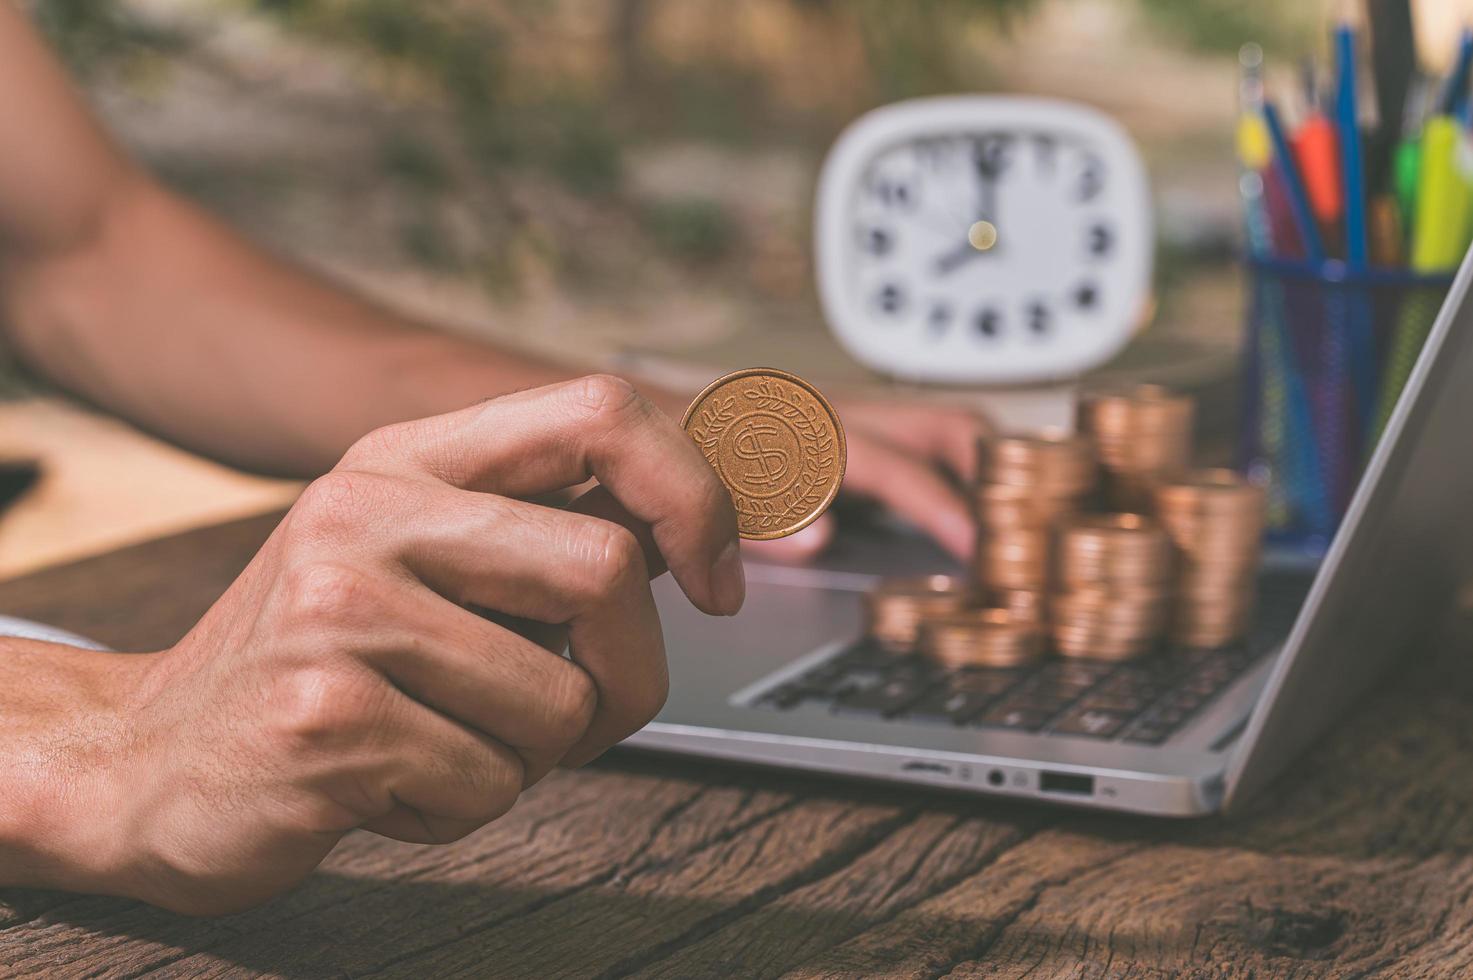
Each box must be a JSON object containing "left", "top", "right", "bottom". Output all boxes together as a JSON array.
[{"left": 815, "top": 97, "right": 1152, "bottom": 384}]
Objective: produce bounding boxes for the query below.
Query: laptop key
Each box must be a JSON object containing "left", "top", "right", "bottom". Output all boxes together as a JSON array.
[
  {"left": 1148, "top": 705, "right": 1190, "bottom": 728},
  {"left": 1020, "top": 677, "right": 1093, "bottom": 702},
  {"left": 1054, "top": 662, "right": 1114, "bottom": 685},
  {"left": 1001, "top": 689, "right": 1076, "bottom": 716},
  {"left": 1051, "top": 707, "right": 1131, "bottom": 738},
  {"left": 1159, "top": 691, "right": 1205, "bottom": 713},
  {"left": 835, "top": 677, "right": 932, "bottom": 717},
  {"left": 908, "top": 688, "right": 994, "bottom": 724},
  {"left": 949, "top": 670, "right": 1026, "bottom": 697},
  {"left": 762, "top": 683, "right": 824, "bottom": 710},
  {"left": 1076, "top": 691, "right": 1147, "bottom": 714},
  {"left": 976, "top": 705, "right": 1052, "bottom": 732},
  {"left": 1123, "top": 723, "right": 1173, "bottom": 745}
]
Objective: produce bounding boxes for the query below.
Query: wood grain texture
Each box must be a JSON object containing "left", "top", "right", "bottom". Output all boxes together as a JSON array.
[{"left": 2, "top": 512, "right": 1472, "bottom": 979}]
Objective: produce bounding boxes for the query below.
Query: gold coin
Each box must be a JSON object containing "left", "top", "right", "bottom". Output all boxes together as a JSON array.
[
  {"left": 978, "top": 433, "right": 1096, "bottom": 493},
  {"left": 989, "top": 588, "right": 1049, "bottom": 625},
  {"left": 921, "top": 609, "right": 1044, "bottom": 669},
  {"left": 682, "top": 368, "right": 846, "bottom": 540},
  {"left": 864, "top": 575, "right": 977, "bottom": 654}
]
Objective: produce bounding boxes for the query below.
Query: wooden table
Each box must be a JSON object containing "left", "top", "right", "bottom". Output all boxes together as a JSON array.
[{"left": 3, "top": 512, "right": 1472, "bottom": 978}]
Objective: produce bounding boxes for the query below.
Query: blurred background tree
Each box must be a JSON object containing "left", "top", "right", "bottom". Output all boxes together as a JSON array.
[
  {"left": 28, "top": 0, "right": 1312, "bottom": 290},
  {"left": 16, "top": 0, "right": 1322, "bottom": 386}
]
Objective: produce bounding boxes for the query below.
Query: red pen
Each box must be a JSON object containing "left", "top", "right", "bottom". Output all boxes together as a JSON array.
[{"left": 1293, "top": 110, "right": 1344, "bottom": 247}]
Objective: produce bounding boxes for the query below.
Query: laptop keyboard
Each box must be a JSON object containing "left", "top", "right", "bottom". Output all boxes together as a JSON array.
[{"left": 755, "top": 641, "right": 1268, "bottom": 744}]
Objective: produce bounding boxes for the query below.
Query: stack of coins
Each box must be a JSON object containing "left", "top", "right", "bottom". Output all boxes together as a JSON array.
[
  {"left": 1078, "top": 386, "right": 1194, "bottom": 511},
  {"left": 989, "top": 588, "right": 1048, "bottom": 626},
  {"left": 920, "top": 609, "right": 1045, "bottom": 669},
  {"left": 1052, "top": 514, "right": 1174, "bottom": 660},
  {"left": 862, "top": 576, "right": 977, "bottom": 654},
  {"left": 1154, "top": 470, "right": 1266, "bottom": 647},
  {"left": 973, "top": 434, "right": 1096, "bottom": 598}
]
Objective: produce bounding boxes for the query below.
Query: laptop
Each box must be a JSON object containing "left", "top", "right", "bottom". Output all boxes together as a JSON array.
[{"left": 629, "top": 250, "right": 1473, "bottom": 816}]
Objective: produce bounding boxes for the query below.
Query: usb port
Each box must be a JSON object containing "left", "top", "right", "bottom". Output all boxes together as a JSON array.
[{"left": 1039, "top": 771, "right": 1094, "bottom": 796}]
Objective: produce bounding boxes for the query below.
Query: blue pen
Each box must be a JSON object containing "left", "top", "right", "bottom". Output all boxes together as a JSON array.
[
  {"left": 1335, "top": 22, "right": 1368, "bottom": 267},
  {"left": 1440, "top": 27, "right": 1473, "bottom": 115},
  {"left": 1262, "top": 101, "right": 1326, "bottom": 261}
]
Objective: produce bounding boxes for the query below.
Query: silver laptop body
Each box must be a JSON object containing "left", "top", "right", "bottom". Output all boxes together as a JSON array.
[{"left": 630, "top": 248, "right": 1473, "bottom": 816}]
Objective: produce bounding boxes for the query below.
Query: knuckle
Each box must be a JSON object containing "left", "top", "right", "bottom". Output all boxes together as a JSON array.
[
  {"left": 289, "top": 470, "right": 387, "bottom": 538},
  {"left": 542, "top": 665, "right": 598, "bottom": 745},
  {"left": 280, "top": 561, "right": 376, "bottom": 625},
  {"left": 567, "top": 373, "right": 647, "bottom": 429},
  {"left": 342, "top": 420, "right": 416, "bottom": 468},
  {"left": 274, "top": 665, "right": 382, "bottom": 747},
  {"left": 446, "top": 749, "right": 524, "bottom": 829},
  {"left": 479, "top": 754, "right": 525, "bottom": 823},
  {"left": 585, "top": 522, "right": 646, "bottom": 595}
]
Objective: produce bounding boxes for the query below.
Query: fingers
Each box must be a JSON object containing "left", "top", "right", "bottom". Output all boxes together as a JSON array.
[
  {"left": 841, "top": 401, "right": 987, "bottom": 484},
  {"left": 741, "top": 514, "right": 835, "bottom": 563},
  {"left": 346, "top": 484, "right": 669, "bottom": 765},
  {"left": 350, "top": 591, "right": 596, "bottom": 784},
  {"left": 280, "top": 667, "right": 526, "bottom": 845},
  {"left": 339, "top": 375, "right": 742, "bottom": 617},
  {"left": 843, "top": 436, "right": 975, "bottom": 561},
  {"left": 358, "top": 689, "right": 526, "bottom": 845}
]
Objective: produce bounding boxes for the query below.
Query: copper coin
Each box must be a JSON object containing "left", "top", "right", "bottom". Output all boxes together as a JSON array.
[
  {"left": 864, "top": 575, "right": 977, "bottom": 653},
  {"left": 977, "top": 432, "right": 1096, "bottom": 492},
  {"left": 682, "top": 368, "right": 846, "bottom": 540},
  {"left": 921, "top": 609, "right": 1045, "bottom": 669}
]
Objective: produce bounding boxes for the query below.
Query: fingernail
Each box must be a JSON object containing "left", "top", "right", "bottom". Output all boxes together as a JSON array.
[{"left": 711, "top": 539, "right": 746, "bottom": 615}]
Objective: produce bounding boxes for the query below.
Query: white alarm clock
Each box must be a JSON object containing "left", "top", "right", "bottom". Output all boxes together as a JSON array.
[{"left": 815, "top": 96, "right": 1153, "bottom": 385}]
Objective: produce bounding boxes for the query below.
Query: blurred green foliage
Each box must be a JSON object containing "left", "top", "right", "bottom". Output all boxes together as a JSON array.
[
  {"left": 845, "top": 0, "right": 1030, "bottom": 101},
  {"left": 30, "top": 0, "right": 185, "bottom": 77},
  {"left": 641, "top": 199, "right": 737, "bottom": 264},
  {"left": 29, "top": 0, "right": 1311, "bottom": 290},
  {"left": 1137, "top": 0, "right": 1313, "bottom": 57}
]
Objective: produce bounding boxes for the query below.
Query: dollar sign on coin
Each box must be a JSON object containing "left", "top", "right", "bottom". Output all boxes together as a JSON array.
[
  {"left": 732, "top": 420, "right": 791, "bottom": 488},
  {"left": 682, "top": 368, "right": 846, "bottom": 540}
]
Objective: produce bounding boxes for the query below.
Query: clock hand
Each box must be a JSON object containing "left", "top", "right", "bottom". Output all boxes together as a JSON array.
[
  {"left": 933, "top": 240, "right": 985, "bottom": 275},
  {"left": 933, "top": 216, "right": 1000, "bottom": 275},
  {"left": 933, "top": 142, "right": 1007, "bottom": 275}
]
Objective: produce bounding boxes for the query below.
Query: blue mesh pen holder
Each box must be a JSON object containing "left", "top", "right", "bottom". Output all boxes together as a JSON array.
[{"left": 1240, "top": 259, "right": 1453, "bottom": 557}]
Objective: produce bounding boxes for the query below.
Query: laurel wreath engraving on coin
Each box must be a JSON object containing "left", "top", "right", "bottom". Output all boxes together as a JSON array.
[{"left": 682, "top": 369, "right": 846, "bottom": 540}]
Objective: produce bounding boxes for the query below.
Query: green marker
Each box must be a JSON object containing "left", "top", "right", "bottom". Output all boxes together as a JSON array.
[
  {"left": 1410, "top": 116, "right": 1469, "bottom": 271},
  {"left": 1374, "top": 116, "right": 1470, "bottom": 442},
  {"left": 1393, "top": 138, "right": 1419, "bottom": 244}
]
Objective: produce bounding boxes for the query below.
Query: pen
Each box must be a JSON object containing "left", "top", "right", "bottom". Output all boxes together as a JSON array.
[
  {"left": 1367, "top": 0, "right": 1416, "bottom": 196},
  {"left": 1410, "top": 115, "right": 1468, "bottom": 270},
  {"left": 1334, "top": 21, "right": 1368, "bottom": 267},
  {"left": 1439, "top": 28, "right": 1473, "bottom": 117},
  {"left": 1393, "top": 74, "right": 1429, "bottom": 246},
  {"left": 1372, "top": 113, "right": 1469, "bottom": 439},
  {"left": 1263, "top": 101, "right": 1326, "bottom": 262},
  {"left": 1293, "top": 107, "right": 1343, "bottom": 242},
  {"left": 1236, "top": 44, "right": 1274, "bottom": 258}
]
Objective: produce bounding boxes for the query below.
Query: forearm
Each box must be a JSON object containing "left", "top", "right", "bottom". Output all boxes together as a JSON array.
[
  {"left": 0, "top": 5, "right": 685, "bottom": 476},
  {"left": 2, "top": 176, "right": 660, "bottom": 476},
  {"left": 0, "top": 639, "right": 150, "bottom": 893}
]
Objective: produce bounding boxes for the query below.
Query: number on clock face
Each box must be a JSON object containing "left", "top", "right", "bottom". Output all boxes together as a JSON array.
[{"left": 846, "top": 130, "right": 1119, "bottom": 349}]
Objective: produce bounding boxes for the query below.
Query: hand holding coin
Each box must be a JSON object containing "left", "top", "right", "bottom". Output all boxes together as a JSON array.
[
  {"left": 681, "top": 368, "right": 847, "bottom": 540},
  {"left": 568, "top": 369, "right": 844, "bottom": 584}
]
